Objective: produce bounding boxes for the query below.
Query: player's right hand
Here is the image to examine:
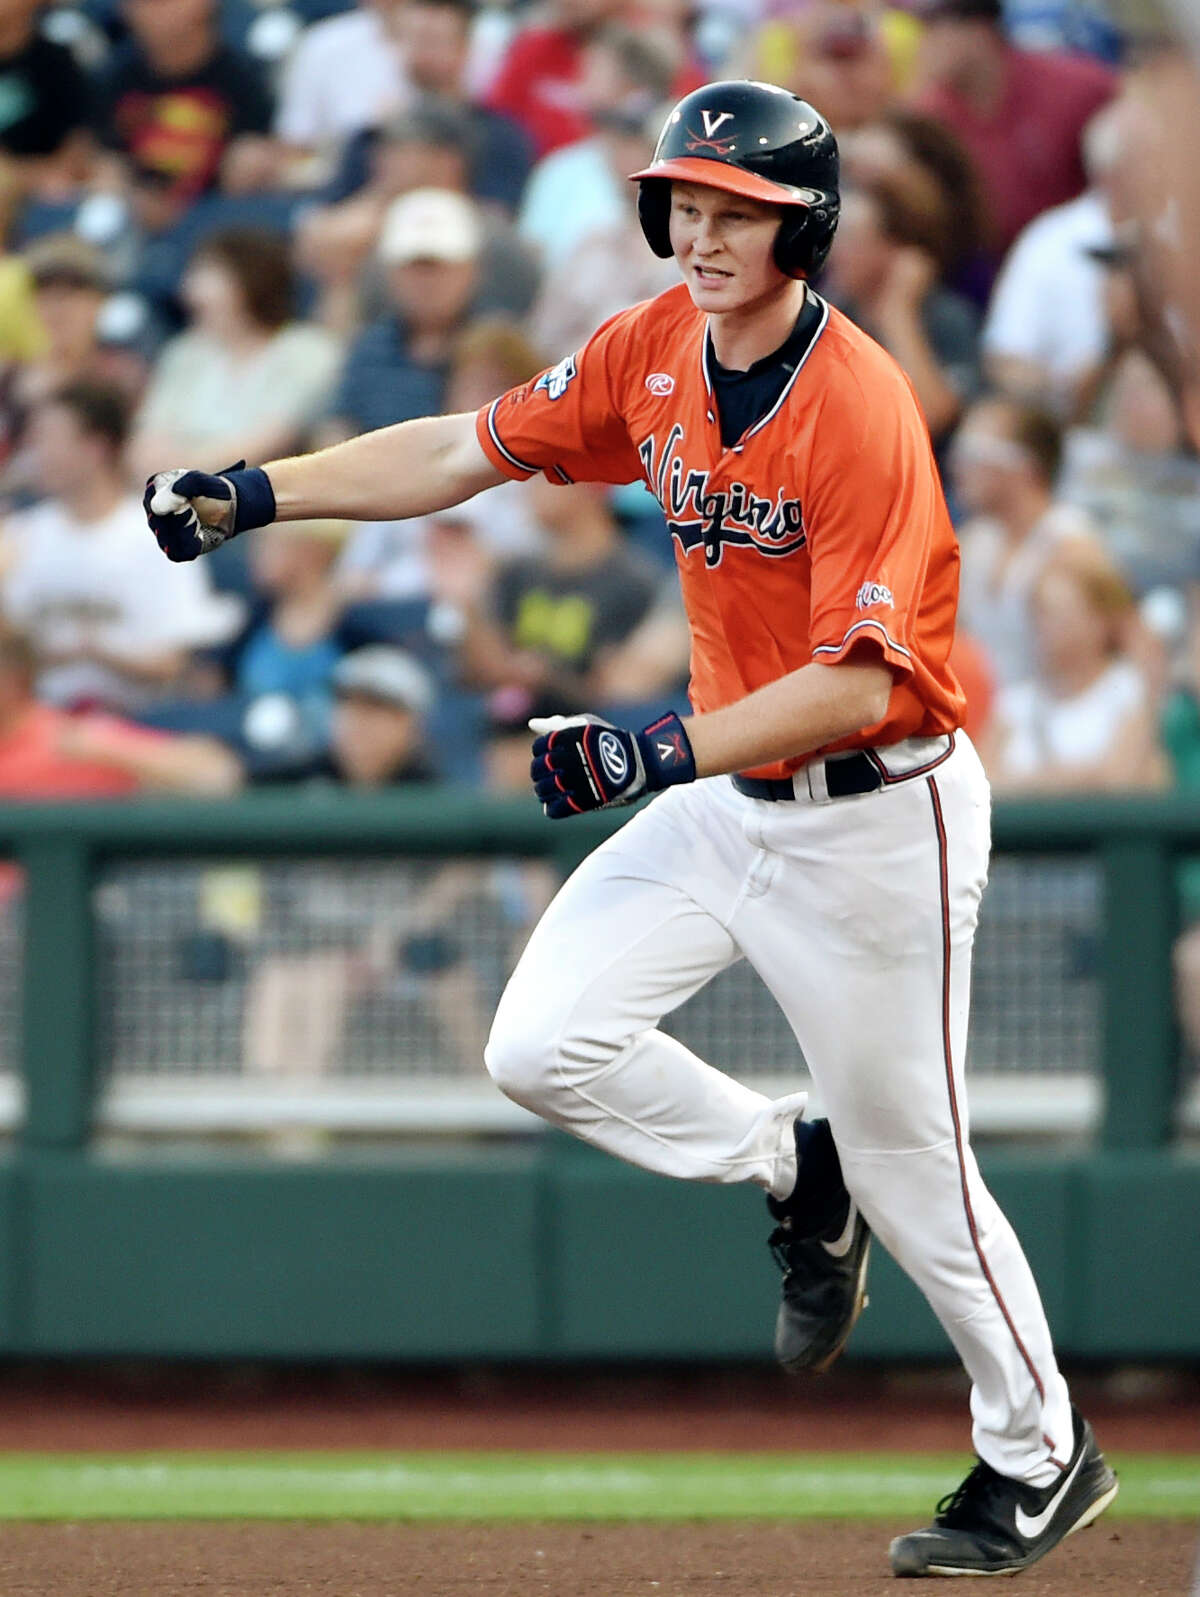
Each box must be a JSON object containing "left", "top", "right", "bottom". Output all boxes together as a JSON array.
[
  {"left": 144, "top": 468, "right": 238, "bottom": 561},
  {"left": 144, "top": 462, "right": 277, "bottom": 562}
]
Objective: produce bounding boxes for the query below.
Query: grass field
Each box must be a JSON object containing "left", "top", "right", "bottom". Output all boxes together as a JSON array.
[{"left": 0, "top": 1450, "right": 1195, "bottom": 1521}]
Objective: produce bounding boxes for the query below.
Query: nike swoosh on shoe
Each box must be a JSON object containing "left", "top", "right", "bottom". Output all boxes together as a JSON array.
[{"left": 1014, "top": 1446, "right": 1088, "bottom": 1539}]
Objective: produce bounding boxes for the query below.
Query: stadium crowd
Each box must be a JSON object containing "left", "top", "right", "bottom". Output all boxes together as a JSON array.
[{"left": 0, "top": 0, "right": 1195, "bottom": 824}]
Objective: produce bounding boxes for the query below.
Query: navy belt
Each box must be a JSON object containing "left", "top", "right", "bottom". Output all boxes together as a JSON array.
[{"left": 732, "top": 750, "right": 882, "bottom": 802}]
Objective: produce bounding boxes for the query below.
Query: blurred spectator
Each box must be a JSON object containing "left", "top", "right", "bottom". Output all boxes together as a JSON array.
[
  {"left": 739, "top": 2, "right": 912, "bottom": 134},
  {"left": 0, "top": 246, "right": 42, "bottom": 367},
  {"left": 982, "top": 98, "right": 1125, "bottom": 414},
  {"left": 318, "top": 188, "right": 484, "bottom": 441},
  {"left": 1088, "top": 54, "right": 1200, "bottom": 447},
  {"left": 381, "top": 0, "right": 533, "bottom": 211},
  {"left": 128, "top": 227, "right": 340, "bottom": 482},
  {"left": 484, "top": 0, "right": 635, "bottom": 157},
  {"left": 209, "top": 519, "right": 355, "bottom": 775},
  {"left": 825, "top": 178, "right": 981, "bottom": 445},
  {"left": 273, "top": 0, "right": 533, "bottom": 207},
  {"left": 0, "top": 234, "right": 149, "bottom": 498},
  {"left": 274, "top": 0, "right": 412, "bottom": 174},
  {"left": 532, "top": 159, "right": 678, "bottom": 357},
  {"left": 0, "top": 381, "right": 239, "bottom": 712},
  {"left": 93, "top": 0, "right": 274, "bottom": 228},
  {"left": 298, "top": 108, "right": 537, "bottom": 336},
  {"left": 980, "top": 542, "right": 1167, "bottom": 792},
  {"left": 1060, "top": 344, "right": 1200, "bottom": 591},
  {"left": 841, "top": 107, "right": 993, "bottom": 303},
  {"left": 0, "top": 0, "right": 93, "bottom": 215},
  {"left": 913, "top": 0, "right": 1118, "bottom": 256},
  {"left": 8, "top": 234, "right": 145, "bottom": 417},
  {"left": 297, "top": 101, "right": 475, "bottom": 334},
  {"left": 319, "top": 644, "right": 436, "bottom": 785},
  {"left": 453, "top": 475, "right": 689, "bottom": 790},
  {"left": 338, "top": 318, "right": 547, "bottom": 603},
  {"left": 517, "top": 27, "right": 675, "bottom": 268},
  {"left": 240, "top": 644, "right": 494, "bottom": 1081},
  {"left": 952, "top": 395, "right": 1099, "bottom": 687},
  {"left": 0, "top": 624, "right": 241, "bottom": 797}
]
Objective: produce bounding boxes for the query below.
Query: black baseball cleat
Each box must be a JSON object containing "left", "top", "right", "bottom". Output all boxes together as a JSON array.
[
  {"left": 767, "top": 1118, "right": 872, "bottom": 1373},
  {"left": 888, "top": 1407, "right": 1119, "bottom": 1578}
]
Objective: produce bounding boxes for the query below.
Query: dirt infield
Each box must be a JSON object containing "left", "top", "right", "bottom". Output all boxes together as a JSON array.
[
  {"left": 0, "top": 1365, "right": 1194, "bottom": 1454},
  {"left": 0, "top": 1520, "right": 1190, "bottom": 1596}
]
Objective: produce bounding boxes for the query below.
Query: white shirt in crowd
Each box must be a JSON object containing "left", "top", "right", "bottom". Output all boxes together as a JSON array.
[
  {"left": 993, "top": 660, "right": 1146, "bottom": 779},
  {"left": 957, "top": 501, "right": 1098, "bottom": 688},
  {"left": 136, "top": 323, "right": 342, "bottom": 451},
  {"left": 274, "top": 6, "right": 411, "bottom": 149},
  {"left": 337, "top": 482, "right": 546, "bottom": 601},
  {"left": 2, "top": 497, "right": 242, "bottom": 711},
  {"left": 982, "top": 190, "right": 1113, "bottom": 404}
]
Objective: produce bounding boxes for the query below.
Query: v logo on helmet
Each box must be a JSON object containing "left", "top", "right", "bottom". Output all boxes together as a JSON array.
[{"left": 700, "top": 110, "right": 733, "bottom": 138}]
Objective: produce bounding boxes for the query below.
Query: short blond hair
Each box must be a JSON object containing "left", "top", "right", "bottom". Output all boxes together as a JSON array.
[{"left": 1034, "top": 543, "right": 1134, "bottom": 656}]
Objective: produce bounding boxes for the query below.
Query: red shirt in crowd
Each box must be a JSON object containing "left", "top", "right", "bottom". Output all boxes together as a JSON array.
[
  {"left": 486, "top": 27, "right": 590, "bottom": 158},
  {"left": 0, "top": 704, "right": 162, "bottom": 799},
  {"left": 486, "top": 27, "right": 705, "bottom": 158},
  {"left": 918, "top": 47, "right": 1117, "bottom": 254}
]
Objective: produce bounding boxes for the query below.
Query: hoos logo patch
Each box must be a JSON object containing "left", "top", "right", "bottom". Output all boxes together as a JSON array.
[
  {"left": 856, "top": 581, "right": 894, "bottom": 609},
  {"left": 534, "top": 353, "right": 578, "bottom": 402},
  {"left": 596, "top": 730, "right": 630, "bottom": 785}
]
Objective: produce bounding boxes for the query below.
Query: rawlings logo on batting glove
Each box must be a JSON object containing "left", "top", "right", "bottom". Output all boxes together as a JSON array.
[
  {"left": 144, "top": 462, "right": 276, "bottom": 562},
  {"left": 529, "top": 711, "right": 696, "bottom": 819}
]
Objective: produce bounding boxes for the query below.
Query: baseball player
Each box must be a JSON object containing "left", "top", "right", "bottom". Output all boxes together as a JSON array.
[{"left": 145, "top": 79, "right": 1118, "bottom": 1578}]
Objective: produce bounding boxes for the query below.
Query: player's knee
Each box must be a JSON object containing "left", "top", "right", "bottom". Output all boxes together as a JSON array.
[{"left": 484, "top": 1011, "right": 557, "bottom": 1110}]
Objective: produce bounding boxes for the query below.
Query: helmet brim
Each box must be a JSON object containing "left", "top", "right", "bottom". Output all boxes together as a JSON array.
[{"left": 628, "top": 156, "right": 822, "bottom": 208}]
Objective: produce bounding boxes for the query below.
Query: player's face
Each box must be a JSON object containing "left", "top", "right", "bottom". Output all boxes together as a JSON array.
[{"left": 668, "top": 184, "right": 788, "bottom": 316}]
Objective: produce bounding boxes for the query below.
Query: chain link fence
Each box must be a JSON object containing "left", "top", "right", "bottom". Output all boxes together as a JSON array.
[
  {"left": 2, "top": 850, "right": 1088, "bottom": 1134},
  {"left": 0, "top": 847, "right": 1169, "bottom": 1136}
]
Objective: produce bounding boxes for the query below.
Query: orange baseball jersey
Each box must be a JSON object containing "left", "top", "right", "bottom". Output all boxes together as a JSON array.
[{"left": 475, "top": 282, "right": 966, "bottom": 780}]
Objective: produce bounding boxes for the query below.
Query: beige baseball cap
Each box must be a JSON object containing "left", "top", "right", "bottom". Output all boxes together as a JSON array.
[
  {"left": 378, "top": 188, "right": 482, "bottom": 266},
  {"left": 333, "top": 646, "right": 434, "bottom": 715}
]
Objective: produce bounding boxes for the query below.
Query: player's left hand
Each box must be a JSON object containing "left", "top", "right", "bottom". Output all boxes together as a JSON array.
[{"left": 529, "top": 711, "right": 696, "bottom": 819}]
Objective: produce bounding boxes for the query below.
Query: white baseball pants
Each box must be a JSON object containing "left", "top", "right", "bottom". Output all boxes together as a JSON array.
[{"left": 485, "top": 734, "right": 1073, "bottom": 1485}]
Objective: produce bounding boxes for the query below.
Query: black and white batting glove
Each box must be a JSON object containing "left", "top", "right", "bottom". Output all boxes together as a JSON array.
[
  {"left": 529, "top": 712, "right": 696, "bottom": 819},
  {"left": 143, "top": 462, "right": 277, "bottom": 562}
]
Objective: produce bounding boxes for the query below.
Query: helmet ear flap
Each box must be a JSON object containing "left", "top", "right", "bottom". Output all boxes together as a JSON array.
[
  {"left": 637, "top": 180, "right": 674, "bottom": 259},
  {"left": 773, "top": 202, "right": 839, "bottom": 280}
]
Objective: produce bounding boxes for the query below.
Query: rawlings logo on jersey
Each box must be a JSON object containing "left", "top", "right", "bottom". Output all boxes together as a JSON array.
[
  {"left": 534, "top": 354, "right": 578, "bottom": 401},
  {"left": 638, "top": 425, "right": 806, "bottom": 568}
]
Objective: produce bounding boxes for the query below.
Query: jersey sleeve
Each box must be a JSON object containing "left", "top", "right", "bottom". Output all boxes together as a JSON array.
[
  {"left": 475, "top": 312, "right": 644, "bottom": 487},
  {"left": 804, "top": 368, "right": 947, "bottom": 680}
]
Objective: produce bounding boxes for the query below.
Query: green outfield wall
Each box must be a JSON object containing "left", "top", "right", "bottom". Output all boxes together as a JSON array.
[{"left": 0, "top": 790, "right": 1195, "bottom": 1363}]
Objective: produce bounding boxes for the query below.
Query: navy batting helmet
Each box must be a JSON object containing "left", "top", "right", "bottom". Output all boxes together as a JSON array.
[{"left": 630, "top": 80, "right": 840, "bottom": 280}]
